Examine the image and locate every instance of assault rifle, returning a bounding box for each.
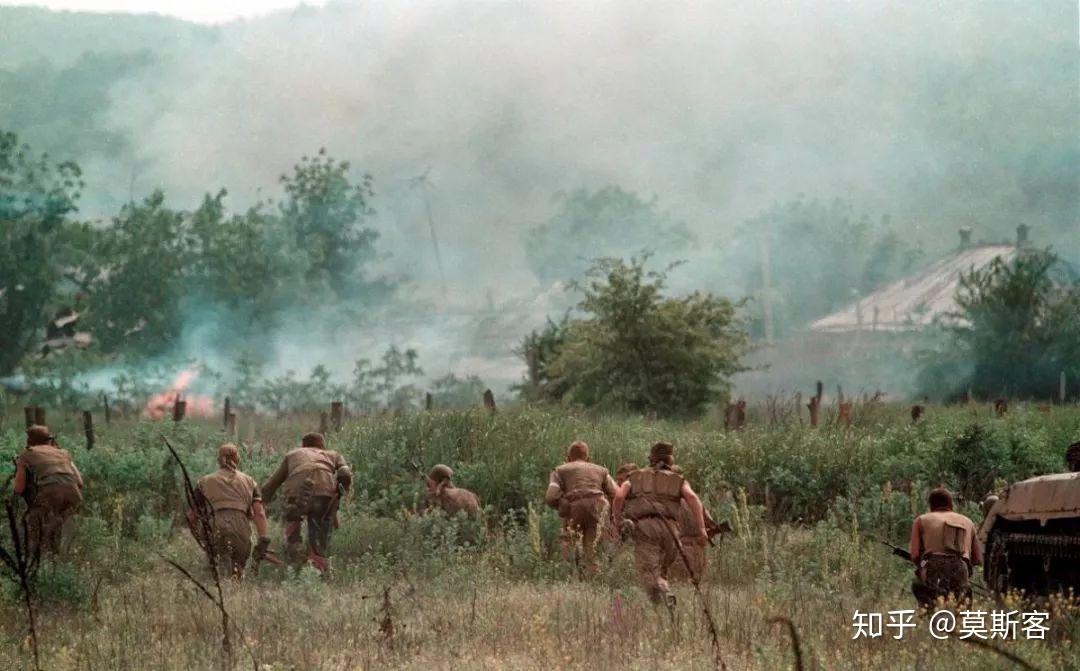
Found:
[867,535,913,562]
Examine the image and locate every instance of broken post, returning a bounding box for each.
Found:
[994,398,1008,417]
[425,392,433,411]
[226,412,237,437]
[83,411,94,451]
[330,402,344,432]
[1061,371,1067,404]
[102,393,111,425]
[223,396,231,428]
[483,389,497,413]
[23,406,35,429]
[837,402,853,425]
[911,404,925,424]
[33,406,45,427]
[172,396,186,422]
[319,411,329,435]
[807,381,823,428]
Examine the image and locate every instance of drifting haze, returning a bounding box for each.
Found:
[2,0,1077,394]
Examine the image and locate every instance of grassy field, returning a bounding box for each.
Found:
[1,401,1079,670]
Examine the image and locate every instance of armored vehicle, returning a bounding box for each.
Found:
[979,471,1080,596]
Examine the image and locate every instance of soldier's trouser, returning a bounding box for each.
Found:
[26,483,82,557]
[210,510,252,579]
[669,537,707,583]
[631,516,680,602]
[912,554,970,608]
[284,495,335,571]
[559,495,607,574]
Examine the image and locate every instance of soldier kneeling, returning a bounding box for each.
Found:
[426,465,481,516]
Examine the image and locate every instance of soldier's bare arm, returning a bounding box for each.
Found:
[601,473,618,499]
[252,501,269,537]
[908,516,923,563]
[612,481,631,527]
[680,481,707,543]
[261,459,289,504]
[13,454,27,496]
[544,470,563,508]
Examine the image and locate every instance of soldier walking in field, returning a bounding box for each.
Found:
[909,487,982,608]
[261,432,351,572]
[612,441,707,605]
[14,425,84,557]
[426,464,481,516]
[544,440,618,575]
[667,465,725,583]
[189,443,270,579]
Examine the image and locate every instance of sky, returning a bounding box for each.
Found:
[0,0,325,23]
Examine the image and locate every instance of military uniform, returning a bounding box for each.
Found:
[262,441,350,570]
[545,458,617,574]
[668,500,710,582]
[17,434,83,556]
[194,467,262,578]
[622,466,686,602]
[910,510,979,607]
[427,465,481,516]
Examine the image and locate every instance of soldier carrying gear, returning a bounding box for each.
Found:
[14,425,83,557]
[189,443,270,580]
[667,465,725,583]
[545,440,618,575]
[261,432,350,573]
[612,441,707,605]
[426,464,481,516]
[909,487,983,608]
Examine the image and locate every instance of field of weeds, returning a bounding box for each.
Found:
[1,402,1079,670]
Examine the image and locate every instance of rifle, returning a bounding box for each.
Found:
[867,535,913,562]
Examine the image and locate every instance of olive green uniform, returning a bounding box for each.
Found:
[194,467,262,578]
[18,444,83,556]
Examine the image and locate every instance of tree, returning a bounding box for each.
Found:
[279,148,391,304]
[520,257,748,416]
[918,249,1080,400]
[0,130,84,374]
[728,197,922,339]
[525,186,695,286]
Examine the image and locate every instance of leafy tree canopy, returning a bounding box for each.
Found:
[918,249,1080,400]
[519,257,748,416]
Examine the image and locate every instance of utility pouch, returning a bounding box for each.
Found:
[942,521,967,555]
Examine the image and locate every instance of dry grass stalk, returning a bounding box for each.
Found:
[0,498,42,671]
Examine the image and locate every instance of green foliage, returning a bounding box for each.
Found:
[918,249,1080,400]
[0,131,84,375]
[729,197,923,338]
[429,372,486,409]
[522,257,748,416]
[525,186,694,285]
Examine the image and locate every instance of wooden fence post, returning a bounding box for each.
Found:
[223,396,231,428]
[226,412,237,436]
[34,406,46,426]
[172,396,186,422]
[425,393,433,411]
[23,406,35,429]
[83,411,95,450]
[319,411,329,435]
[330,401,344,431]
[103,393,111,425]
[482,389,497,413]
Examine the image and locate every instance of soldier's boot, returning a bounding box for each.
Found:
[284,520,305,567]
[306,548,329,573]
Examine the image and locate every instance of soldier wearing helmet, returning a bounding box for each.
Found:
[426,464,481,516]
[190,443,269,579]
[544,440,617,575]
[612,441,707,605]
[261,432,351,572]
[14,425,83,556]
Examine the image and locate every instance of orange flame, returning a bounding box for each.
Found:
[143,367,215,420]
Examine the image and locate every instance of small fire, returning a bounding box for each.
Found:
[143,367,215,420]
